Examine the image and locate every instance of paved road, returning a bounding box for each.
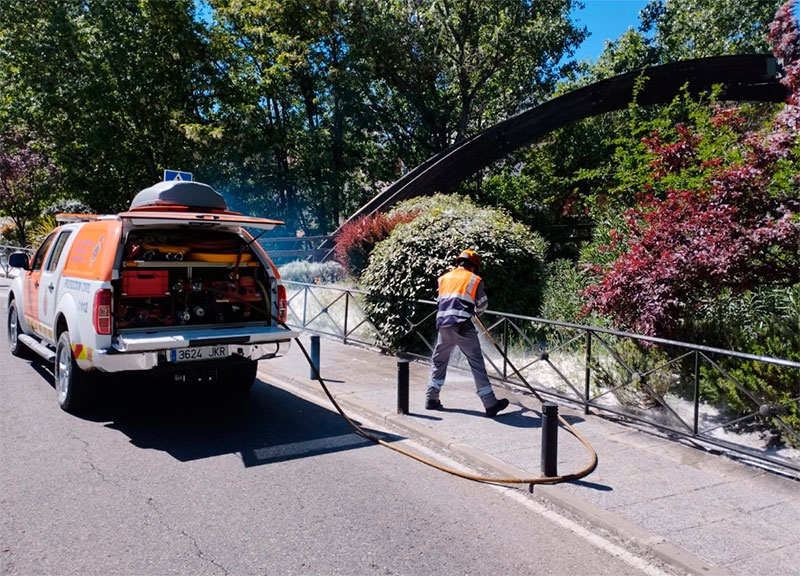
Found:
[0,304,682,575]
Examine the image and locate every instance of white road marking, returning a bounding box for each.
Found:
[251,433,368,461]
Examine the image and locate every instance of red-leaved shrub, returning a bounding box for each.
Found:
[582,1,800,338]
[333,210,418,276]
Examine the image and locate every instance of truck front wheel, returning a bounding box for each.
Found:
[7,300,29,358]
[55,331,90,412]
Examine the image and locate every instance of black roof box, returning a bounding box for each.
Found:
[129,181,228,211]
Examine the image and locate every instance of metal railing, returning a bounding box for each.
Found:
[284,281,800,477]
[259,236,332,264]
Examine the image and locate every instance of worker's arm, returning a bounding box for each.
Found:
[474,278,488,315]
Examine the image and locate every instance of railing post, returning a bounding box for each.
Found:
[343,292,350,345]
[693,351,700,435]
[397,358,409,414]
[503,319,509,379]
[302,285,308,328]
[584,331,592,415]
[541,402,559,477]
[309,334,321,379]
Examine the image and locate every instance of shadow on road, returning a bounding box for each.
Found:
[69,370,402,467]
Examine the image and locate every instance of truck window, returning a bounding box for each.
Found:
[45,230,73,272]
[30,233,57,272]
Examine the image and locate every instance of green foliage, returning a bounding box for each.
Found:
[580,83,799,337]
[26,215,57,249]
[573,0,800,443]
[690,286,800,349]
[691,286,800,444]
[360,194,548,351]
[540,259,593,324]
[347,0,586,152]
[0,0,787,238]
[640,0,781,61]
[278,260,347,285]
[578,211,630,274]
[563,0,782,87]
[591,339,675,410]
[0,0,214,212]
[546,0,786,251]
[483,114,617,220]
[203,0,394,234]
[198,0,587,234]
[0,0,216,212]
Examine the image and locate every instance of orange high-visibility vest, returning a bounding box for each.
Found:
[436,268,487,327]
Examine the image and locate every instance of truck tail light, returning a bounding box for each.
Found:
[276,284,288,324]
[94,289,112,335]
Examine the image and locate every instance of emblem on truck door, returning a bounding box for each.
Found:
[89,234,104,267]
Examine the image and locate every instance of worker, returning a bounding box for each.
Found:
[425,249,510,417]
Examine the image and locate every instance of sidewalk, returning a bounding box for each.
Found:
[261,334,800,576]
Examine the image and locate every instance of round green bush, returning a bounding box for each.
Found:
[360,194,548,351]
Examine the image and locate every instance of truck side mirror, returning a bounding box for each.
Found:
[8,252,30,270]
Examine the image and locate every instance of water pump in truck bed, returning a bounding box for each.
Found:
[172,273,265,325]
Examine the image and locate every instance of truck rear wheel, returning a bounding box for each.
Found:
[7,300,29,358]
[222,360,258,394]
[55,331,90,412]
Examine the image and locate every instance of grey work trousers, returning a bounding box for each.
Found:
[426,320,498,409]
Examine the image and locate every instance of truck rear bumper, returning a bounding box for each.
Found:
[88,340,293,372]
[84,325,298,372]
[111,325,297,352]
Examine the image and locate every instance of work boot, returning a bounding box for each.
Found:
[426,399,444,410]
[485,398,509,417]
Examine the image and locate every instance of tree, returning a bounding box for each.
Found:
[347,0,587,162]
[497,0,788,260]
[0,0,214,212]
[580,1,800,338]
[640,0,783,62]
[196,1,588,234]
[569,0,784,85]
[200,0,395,234]
[0,130,59,246]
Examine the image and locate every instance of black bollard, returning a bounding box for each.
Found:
[309,334,320,379]
[541,402,559,477]
[397,359,409,414]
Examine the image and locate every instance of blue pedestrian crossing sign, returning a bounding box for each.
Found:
[164,170,193,182]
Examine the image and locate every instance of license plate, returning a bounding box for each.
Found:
[169,345,228,363]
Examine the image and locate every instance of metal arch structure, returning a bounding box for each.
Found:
[320,54,787,254]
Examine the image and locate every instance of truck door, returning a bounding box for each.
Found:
[23,232,57,336]
[38,229,74,342]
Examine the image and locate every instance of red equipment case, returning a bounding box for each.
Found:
[121,270,170,298]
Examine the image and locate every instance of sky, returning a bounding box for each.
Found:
[572,0,650,62]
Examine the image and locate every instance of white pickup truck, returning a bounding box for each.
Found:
[6,180,298,412]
